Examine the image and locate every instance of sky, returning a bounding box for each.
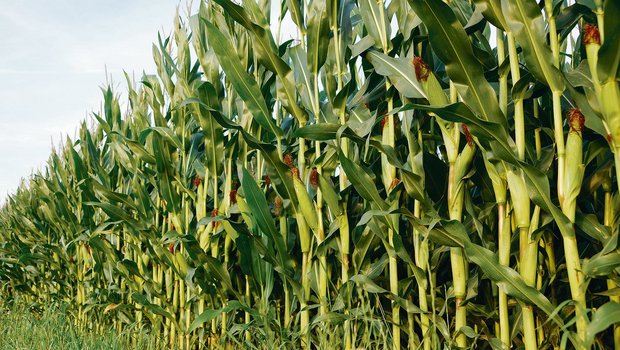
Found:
[0,1,190,203]
[0,0,298,205]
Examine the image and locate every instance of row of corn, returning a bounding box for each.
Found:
[1,0,619,349]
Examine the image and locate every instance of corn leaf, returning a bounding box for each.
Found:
[501,0,565,92]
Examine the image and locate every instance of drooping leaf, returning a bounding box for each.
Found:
[582,252,620,277]
[339,152,389,211]
[473,0,507,30]
[366,51,427,99]
[132,293,176,323]
[501,0,565,92]
[241,167,292,272]
[210,0,309,124]
[585,302,620,348]
[408,0,507,129]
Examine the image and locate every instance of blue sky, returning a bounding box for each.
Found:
[0,1,187,203]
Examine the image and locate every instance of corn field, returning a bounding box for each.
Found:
[1,0,619,349]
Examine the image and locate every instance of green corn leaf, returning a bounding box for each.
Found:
[188,309,223,333]
[209,0,309,124]
[205,20,282,138]
[574,212,611,244]
[366,51,427,99]
[241,167,292,272]
[180,101,301,209]
[89,236,119,264]
[154,144,180,215]
[463,241,558,322]
[585,302,620,348]
[427,219,560,324]
[289,46,317,113]
[350,274,389,294]
[565,79,608,139]
[426,219,469,248]
[140,127,183,150]
[242,134,300,209]
[125,140,156,165]
[582,252,620,277]
[358,0,390,50]
[597,0,619,82]
[195,81,225,176]
[131,293,176,323]
[292,123,364,143]
[188,301,254,333]
[84,202,138,227]
[204,255,236,295]
[405,102,576,239]
[402,103,516,162]
[307,0,329,77]
[339,152,389,211]
[242,0,271,28]
[408,0,507,129]
[501,0,565,92]
[473,0,507,31]
[241,167,278,238]
[286,0,305,30]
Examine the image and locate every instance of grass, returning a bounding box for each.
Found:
[0,300,166,350]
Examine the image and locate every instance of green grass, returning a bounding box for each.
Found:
[0,300,166,350]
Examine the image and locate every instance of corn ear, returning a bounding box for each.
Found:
[293,176,318,231]
[297,214,311,253]
[482,154,507,204]
[235,194,254,229]
[562,109,586,219]
[506,170,531,229]
[175,251,189,278]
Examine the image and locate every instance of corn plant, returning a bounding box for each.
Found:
[1,0,619,349]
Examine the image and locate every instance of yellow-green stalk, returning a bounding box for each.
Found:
[603,173,620,347]
[508,28,537,347]
[411,69,435,349]
[448,129,475,348]
[376,0,399,346]
[594,0,604,42]
[533,100,547,345]
[494,29,510,347]
[310,43,328,318]
[506,32,525,161]
[415,56,471,347]
[290,164,312,349]
[507,168,537,349]
[236,189,258,340]
[412,198,430,350]
[295,19,309,304]
[584,24,602,99]
[561,108,588,344]
[218,148,235,342]
[195,175,209,345]
[210,169,220,343]
[482,152,509,346]
[381,111,401,350]
[331,0,352,340]
[544,0,566,202]
[498,201,510,345]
